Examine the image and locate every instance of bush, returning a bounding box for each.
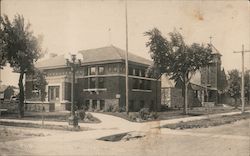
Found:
[85,113,95,121]
[128,113,139,121]
[77,109,86,120]
[139,108,150,120]
[149,112,158,120]
[106,105,113,112]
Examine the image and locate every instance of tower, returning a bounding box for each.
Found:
[200,44,222,104]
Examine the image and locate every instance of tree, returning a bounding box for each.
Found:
[33,68,47,126]
[227,69,241,108]
[145,28,213,114]
[33,68,47,102]
[1,14,43,118]
[0,18,7,68]
[244,70,250,104]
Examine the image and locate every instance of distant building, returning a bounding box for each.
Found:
[0,85,17,100]
[161,44,223,108]
[25,46,161,112]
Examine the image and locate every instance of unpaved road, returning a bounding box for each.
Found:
[0,112,249,156]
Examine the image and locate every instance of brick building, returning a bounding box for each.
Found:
[25,46,161,112]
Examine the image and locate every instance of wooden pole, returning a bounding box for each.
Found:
[125,0,129,114]
[234,44,250,113]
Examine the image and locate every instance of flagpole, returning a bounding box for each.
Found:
[125,0,129,114]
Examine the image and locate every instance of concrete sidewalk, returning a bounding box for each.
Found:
[0,110,249,132]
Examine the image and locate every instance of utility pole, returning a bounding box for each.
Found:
[125,0,129,114]
[234,44,250,113]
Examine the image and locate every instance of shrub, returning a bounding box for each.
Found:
[112,105,119,112]
[106,105,113,112]
[139,108,150,120]
[85,113,95,121]
[149,112,158,119]
[77,109,86,120]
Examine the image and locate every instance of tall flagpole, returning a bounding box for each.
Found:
[125,0,129,114]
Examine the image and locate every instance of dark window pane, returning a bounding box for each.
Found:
[100,100,105,110]
[135,69,139,76]
[129,67,133,75]
[92,100,97,109]
[139,79,144,89]
[90,77,96,88]
[133,78,139,89]
[146,80,151,90]
[98,77,105,88]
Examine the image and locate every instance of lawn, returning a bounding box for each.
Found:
[0,111,101,123]
[162,112,250,130]
[102,106,249,122]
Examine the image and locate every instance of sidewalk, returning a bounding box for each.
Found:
[0,110,249,132]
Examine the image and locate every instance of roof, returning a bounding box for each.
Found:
[0,85,8,92]
[35,45,152,69]
[35,55,67,69]
[209,43,222,56]
[79,45,152,65]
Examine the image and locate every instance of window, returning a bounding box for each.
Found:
[98,77,105,88]
[140,69,145,77]
[55,87,59,99]
[48,86,60,101]
[89,67,96,75]
[133,79,139,89]
[146,80,151,90]
[135,68,139,76]
[84,67,88,76]
[100,100,105,110]
[129,67,133,75]
[98,66,104,75]
[85,100,90,110]
[139,79,144,89]
[90,77,96,88]
[92,100,97,109]
[113,65,117,72]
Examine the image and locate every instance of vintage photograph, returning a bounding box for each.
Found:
[0,0,249,155]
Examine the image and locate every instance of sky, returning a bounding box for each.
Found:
[1,0,250,86]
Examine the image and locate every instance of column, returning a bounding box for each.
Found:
[97,100,100,111]
[89,99,93,111]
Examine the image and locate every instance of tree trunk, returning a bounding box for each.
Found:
[184,82,188,115]
[234,98,238,109]
[18,71,25,118]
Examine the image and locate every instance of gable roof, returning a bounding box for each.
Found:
[35,45,152,69]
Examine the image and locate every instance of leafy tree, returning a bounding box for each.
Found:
[0,18,7,68]
[227,69,241,108]
[145,28,213,114]
[244,70,250,104]
[33,68,47,102]
[1,14,43,118]
[218,68,228,92]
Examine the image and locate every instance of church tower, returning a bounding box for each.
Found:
[200,44,222,104]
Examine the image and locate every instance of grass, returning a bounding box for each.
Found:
[102,106,247,122]
[162,112,250,130]
[0,120,91,131]
[0,111,101,123]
